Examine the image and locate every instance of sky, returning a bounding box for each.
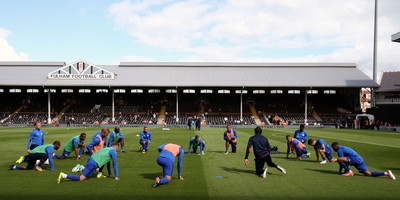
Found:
[0,0,399,82]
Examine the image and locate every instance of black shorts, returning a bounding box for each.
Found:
[30,144,39,150]
[26,153,48,170]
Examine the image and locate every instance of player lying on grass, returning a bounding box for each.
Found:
[286,135,310,160]
[86,128,110,156]
[153,143,184,188]
[54,133,86,160]
[308,138,334,164]
[10,141,60,172]
[108,126,125,152]
[188,135,205,155]
[57,142,119,183]
[224,125,237,154]
[139,126,152,153]
[331,142,395,180]
[244,127,286,178]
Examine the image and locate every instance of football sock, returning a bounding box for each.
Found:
[371,172,385,177]
[15,166,20,170]
[339,162,350,172]
[54,154,61,159]
[225,147,229,152]
[67,174,80,181]
[159,178,169,184]
[79,148,85,155]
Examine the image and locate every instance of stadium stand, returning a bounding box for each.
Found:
[0,61,384,127]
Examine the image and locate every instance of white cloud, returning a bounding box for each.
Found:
[0,28,29,61]
[117,55,155,62]
[108,0,400,79]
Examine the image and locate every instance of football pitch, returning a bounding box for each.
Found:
[0,126,399,200]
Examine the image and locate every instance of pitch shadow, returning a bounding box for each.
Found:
[220,166,254,175]
[305,168,339,175]
[140,172,162,180]
[274,157,317,162]
[207,150,227,153]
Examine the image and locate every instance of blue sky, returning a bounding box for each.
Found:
[1,0,400,80]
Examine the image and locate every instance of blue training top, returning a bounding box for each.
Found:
[26,128,44,150]
[157,143,184,176]
[314,139,332,153]
[140,131,152,142]
[108,130,124,146]
[336,146,362,159]
[86,132,106,155]
[188,137,204,154]
[294,130,307,143]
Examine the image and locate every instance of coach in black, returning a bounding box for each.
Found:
[244,126,286,178]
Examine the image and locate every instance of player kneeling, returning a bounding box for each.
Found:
[308,138,334,164]
[57,142,119,183]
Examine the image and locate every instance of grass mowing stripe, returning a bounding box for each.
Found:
[1,127,399,200]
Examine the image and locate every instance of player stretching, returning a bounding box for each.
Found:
[16,122,45,164]
[153,143,184,188]
[86,128,110,156]
[224,125,238,154]
[55,133,86,160]
[331,142,395,180]
[9,141,60,172]
[57,142,119,183]
[286,135,310,160]
[244,127,286,178]
[308,138,334,164]
[108,127,125,152]
[139,126,152,153]
[294,124,307,143]
[188,135,206,155]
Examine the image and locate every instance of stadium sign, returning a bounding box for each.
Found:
[48,60,115,80]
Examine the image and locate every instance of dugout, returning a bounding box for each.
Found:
[355,114,374,129]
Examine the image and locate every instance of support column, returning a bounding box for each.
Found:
[373,0,378,82]
[304,89,308,124]
[112,89,115,122]
[176,88,179,122]
[372,0,378,108]
[240,89,243,122]
[47,89,51,124]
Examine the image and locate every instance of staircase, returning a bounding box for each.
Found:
[0,106,23,122]
[249,104,262,125]
[262,114,272,125]
[157,105,167,124]
[52,105,71,122]
[101,117,110,124]
[199,100,205,114]
[312,110,322,122]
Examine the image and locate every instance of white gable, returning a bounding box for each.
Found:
[48,60,115,80]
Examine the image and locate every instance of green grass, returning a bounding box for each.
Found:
[0,126,399,200]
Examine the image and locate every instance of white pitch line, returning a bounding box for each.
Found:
[309,134,400,149]
[268,129,400,149]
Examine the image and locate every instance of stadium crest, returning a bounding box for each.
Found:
[48,60,115,80]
